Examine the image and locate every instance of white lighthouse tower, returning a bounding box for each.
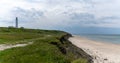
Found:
[15,17,18,28]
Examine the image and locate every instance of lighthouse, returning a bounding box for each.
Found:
[15,17,18,28]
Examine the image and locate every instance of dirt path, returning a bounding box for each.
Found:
[0,42,33,51]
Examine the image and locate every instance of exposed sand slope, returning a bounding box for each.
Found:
[69,36,120,63]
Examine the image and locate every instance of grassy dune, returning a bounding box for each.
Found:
[0,27,88,63]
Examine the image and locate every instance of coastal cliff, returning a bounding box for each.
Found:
[54,33,93,63]
[0,27,93,63]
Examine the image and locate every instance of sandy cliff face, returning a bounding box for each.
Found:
[60,33,93,63]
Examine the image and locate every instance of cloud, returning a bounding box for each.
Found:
[0,0,120,31]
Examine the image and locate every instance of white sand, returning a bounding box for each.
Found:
[69,36,120,63]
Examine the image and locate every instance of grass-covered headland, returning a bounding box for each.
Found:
[0,27,92,63]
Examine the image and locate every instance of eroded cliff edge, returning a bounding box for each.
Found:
[58,33,93,63]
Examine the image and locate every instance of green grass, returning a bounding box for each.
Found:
[0,38,69,63]
[72,58,88,63]
[0,33,43,44]
[0,27,88,63]
[0,27,63,44]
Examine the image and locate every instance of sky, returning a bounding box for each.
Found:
[0,0,120,34]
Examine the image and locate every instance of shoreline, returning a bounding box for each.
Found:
[73,35,120,45]
[69,35,120,63]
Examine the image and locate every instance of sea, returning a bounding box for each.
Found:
[78,34,120,44]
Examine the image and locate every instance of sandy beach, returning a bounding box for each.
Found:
[69,36,120,63]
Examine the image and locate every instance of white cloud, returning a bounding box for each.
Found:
[0,0,120,29]
[0,0,91,28]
